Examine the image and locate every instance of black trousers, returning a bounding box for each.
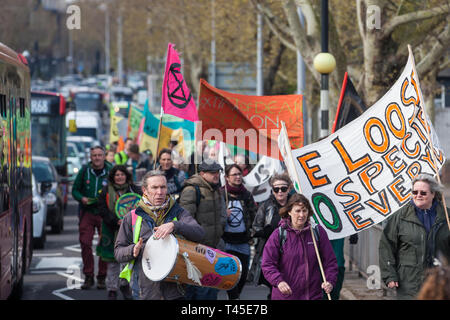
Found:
[225,250,250,300]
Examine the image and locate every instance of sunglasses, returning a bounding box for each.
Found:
[412,190,428,196]
[273,186,289,193]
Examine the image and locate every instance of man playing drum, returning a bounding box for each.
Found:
[114,170,205,300]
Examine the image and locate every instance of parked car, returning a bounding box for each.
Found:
[32,173,48,249]
[67,141,84,180]
[67,136,101,164]
[32,156,65,234]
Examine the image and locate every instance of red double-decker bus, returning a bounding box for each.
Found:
[0,42,33,299]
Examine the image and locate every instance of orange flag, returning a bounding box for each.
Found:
[117,136,125,152]
[198,79,303,159]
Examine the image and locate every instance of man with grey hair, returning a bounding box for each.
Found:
[114,170,205,300]
[379,173,450,299]
[72,145,112,290]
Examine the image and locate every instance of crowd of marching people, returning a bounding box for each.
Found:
[71,138,450,301]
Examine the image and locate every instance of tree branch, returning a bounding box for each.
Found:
[260,13,297,51]
[251,0,293,39]
[281,0,320,83]
[383,6,450,37]
[416,24,450,76]
[356,0,365,45]
[293,0,319,37]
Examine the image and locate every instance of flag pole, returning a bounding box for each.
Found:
[408,45,450,231]
[222,143,229,204]
[154,106,164,169]
[311,226,332,300]
[280,121,331,300]
[194,121,198,175]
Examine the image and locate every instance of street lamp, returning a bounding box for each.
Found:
[313,0,336,139]
[98,2,110,75]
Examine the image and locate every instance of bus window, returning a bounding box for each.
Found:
[31,92,67,176]
[31,117,60,160]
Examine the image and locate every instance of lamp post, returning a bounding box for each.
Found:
[256,12,263,96]
[98,2,110,75]
[117,8,123,85]
[211,0,216,87]
[313,0,336,139]
[297,7,308,145]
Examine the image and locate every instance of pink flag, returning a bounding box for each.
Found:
[161,43,198,122]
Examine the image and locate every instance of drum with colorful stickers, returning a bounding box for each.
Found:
[114,193,141,219]
[142,234,242,290]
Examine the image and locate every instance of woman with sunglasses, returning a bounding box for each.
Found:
[379,173,450,299]
[221,164,257,300]
[248,172,292,299]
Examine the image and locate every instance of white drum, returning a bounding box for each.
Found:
[142,234,179,281]
[141,234,242,290]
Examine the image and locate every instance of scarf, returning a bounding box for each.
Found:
[138,194,171,227]
[164,167,177,180]
[107,183,130,212]
[412,198,438,234]
[225,182,247,195]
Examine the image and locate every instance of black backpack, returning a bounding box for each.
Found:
[178,184,203,207]
[278,224,320,255]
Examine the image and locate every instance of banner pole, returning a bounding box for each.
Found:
[222,143,229,204]
[280,121,331,300]
[310,226,332,300]
[280,121,303,194]
[154,106,164,169]
[408,45,450,231]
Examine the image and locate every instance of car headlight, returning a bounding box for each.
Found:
[44,192,57,205]
[32,196,42,213]
[73,167,79,174]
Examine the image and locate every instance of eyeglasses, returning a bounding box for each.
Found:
[228,173,242,177]
[412,190,428,196]
[273,186,289,193]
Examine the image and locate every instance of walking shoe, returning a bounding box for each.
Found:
[97,275,106,290]
[108,290,117,300]
[119,284,133,300]
[81,275,94,290]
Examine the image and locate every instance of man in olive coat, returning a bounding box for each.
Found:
[178,160,227,299]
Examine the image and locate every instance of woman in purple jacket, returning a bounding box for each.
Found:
[261,193,338,300]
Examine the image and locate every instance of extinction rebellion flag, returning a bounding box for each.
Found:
[161,43,198,122]
[279,49,445,240]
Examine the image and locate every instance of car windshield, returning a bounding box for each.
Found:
[32,161,55,182]
[68,139,91,152]
[112,92,133,102]
[67,144,78,157]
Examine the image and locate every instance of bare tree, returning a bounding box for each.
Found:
[251,0,449,131]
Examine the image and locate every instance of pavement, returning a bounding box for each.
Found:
[340,267,395,300]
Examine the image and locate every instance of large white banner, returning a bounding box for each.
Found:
[279,51,445,240]
[243,156,284,203]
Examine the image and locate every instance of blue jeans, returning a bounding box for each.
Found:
[131,269,140,300]
[184,285,219,300]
